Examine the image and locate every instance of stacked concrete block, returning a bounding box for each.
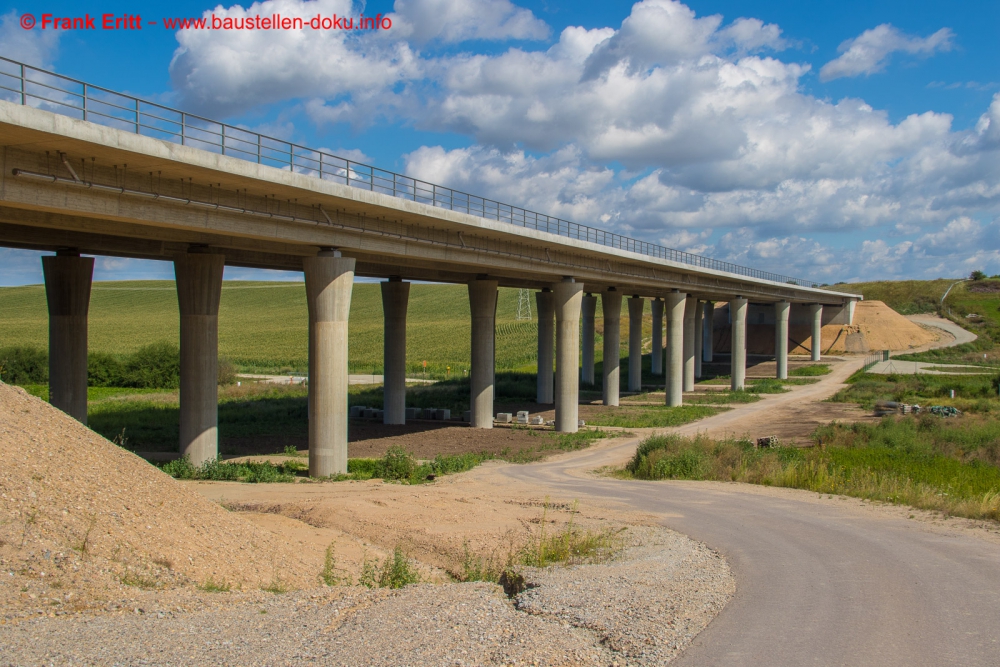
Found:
[496,412,513,423]
[516,411,530,424]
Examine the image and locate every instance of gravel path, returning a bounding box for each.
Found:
[0,527,733,666]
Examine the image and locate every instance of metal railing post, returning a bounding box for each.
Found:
[82,83,87,121]
[19,63,25,105]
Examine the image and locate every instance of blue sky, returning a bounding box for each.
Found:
[1,0,998,285]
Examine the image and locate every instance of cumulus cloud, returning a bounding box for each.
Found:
[163,0,1000,280]
[389,0,549,44]
[819,24,954,82]
[169,0,421,116]
[0,10,60,68]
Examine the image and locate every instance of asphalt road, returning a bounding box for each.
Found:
[506,443,1000,666]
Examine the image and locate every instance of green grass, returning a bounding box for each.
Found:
[831,372,1000,412]
[682,390,762,405]
[620,425,1000,521]
[585,405,722,428]
[826,279,959,315]
[0,281,670,379]
[789,364,831,376]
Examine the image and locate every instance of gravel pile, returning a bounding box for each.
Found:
[0,526,733,666]
[0,382,322,620]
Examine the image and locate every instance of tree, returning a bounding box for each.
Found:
[970,270,986,281]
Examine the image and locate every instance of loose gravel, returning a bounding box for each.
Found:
[0,526,733,666]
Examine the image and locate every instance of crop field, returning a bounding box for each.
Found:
[0,280,663,377]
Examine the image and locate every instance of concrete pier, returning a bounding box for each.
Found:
[651,298,663,376]
[665,291,686,407]
[602,288,622,406]
[304,250,355,476]
[703,301,715,363]
[581,293,597,385]
[42,251,93,424]
[628,296,644,392]
[683,295,697,392]
[554,279,584,432]
[731,297,748,391]
[381,278,409,425]
[694,299,704,379]
[468,278,498,428]
[810,303,823,362]
[535,289,555,404]
[174,249,225,467]
[775,300,790,380]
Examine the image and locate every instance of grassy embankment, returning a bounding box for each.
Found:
[620,368,1000,521]
[829,277,1000,367]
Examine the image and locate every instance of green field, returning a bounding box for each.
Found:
[0,280,674,379]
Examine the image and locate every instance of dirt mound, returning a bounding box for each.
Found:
[0,382,318,616]
[713,300,938,355]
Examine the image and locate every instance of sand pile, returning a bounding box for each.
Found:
[0,383,319,617]
[713,300,939,355]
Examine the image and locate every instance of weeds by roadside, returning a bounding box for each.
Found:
[619,427,1000,522]
[359,547,422,589]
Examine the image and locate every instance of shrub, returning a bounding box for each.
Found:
[359,547,421,589]
[0,346,48,384]
[377,446,415,480]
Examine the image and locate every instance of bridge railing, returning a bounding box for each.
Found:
[0,56,818,287]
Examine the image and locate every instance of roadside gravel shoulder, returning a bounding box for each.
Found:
[0,526,734,666]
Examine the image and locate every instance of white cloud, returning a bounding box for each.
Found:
[162,0,1000,281]
[389,0,548,44]
[819,24,954,82]
[0,10,60,68]
[169,0,421,116]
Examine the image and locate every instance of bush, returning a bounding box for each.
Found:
[377,446,415,480]
[0,346,47,384]
[971,270,987,281]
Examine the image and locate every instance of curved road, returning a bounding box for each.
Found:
[503,346,1000,666]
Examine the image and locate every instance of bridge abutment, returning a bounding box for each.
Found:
[381,278,409,425]
[535,289,554,404]
[776,300,790,380]
[601,288,622,407]
[554,279,583,433]
[468,278,498,429]
[42,251,93,424]
[731,297,748,391]
[175,249,225,467]
[304,250,355,476]
[627,296,644,392]
[665,291,686,407]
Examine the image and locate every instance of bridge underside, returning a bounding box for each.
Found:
[0,101,859,476]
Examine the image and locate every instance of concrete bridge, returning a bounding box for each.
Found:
[0,58,860,476]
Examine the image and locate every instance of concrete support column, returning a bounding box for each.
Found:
[731,297,748,391]
[651,299,664,377]
[703,301,715,363]
[554,279,584,433]
[694,300,704,379]
[601,289,622,406]
[381,278,409,425]
[775,300,790,380]
[683,296,697,391]
[468,278,498,428]
[304,250,355,477]
[535,289,554,404]
[627,296,644,392]
[174,250,225,467]
[42,251,93,424]
[580,293,597,385]
[810,303,824,362]
[665,291,686,407]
